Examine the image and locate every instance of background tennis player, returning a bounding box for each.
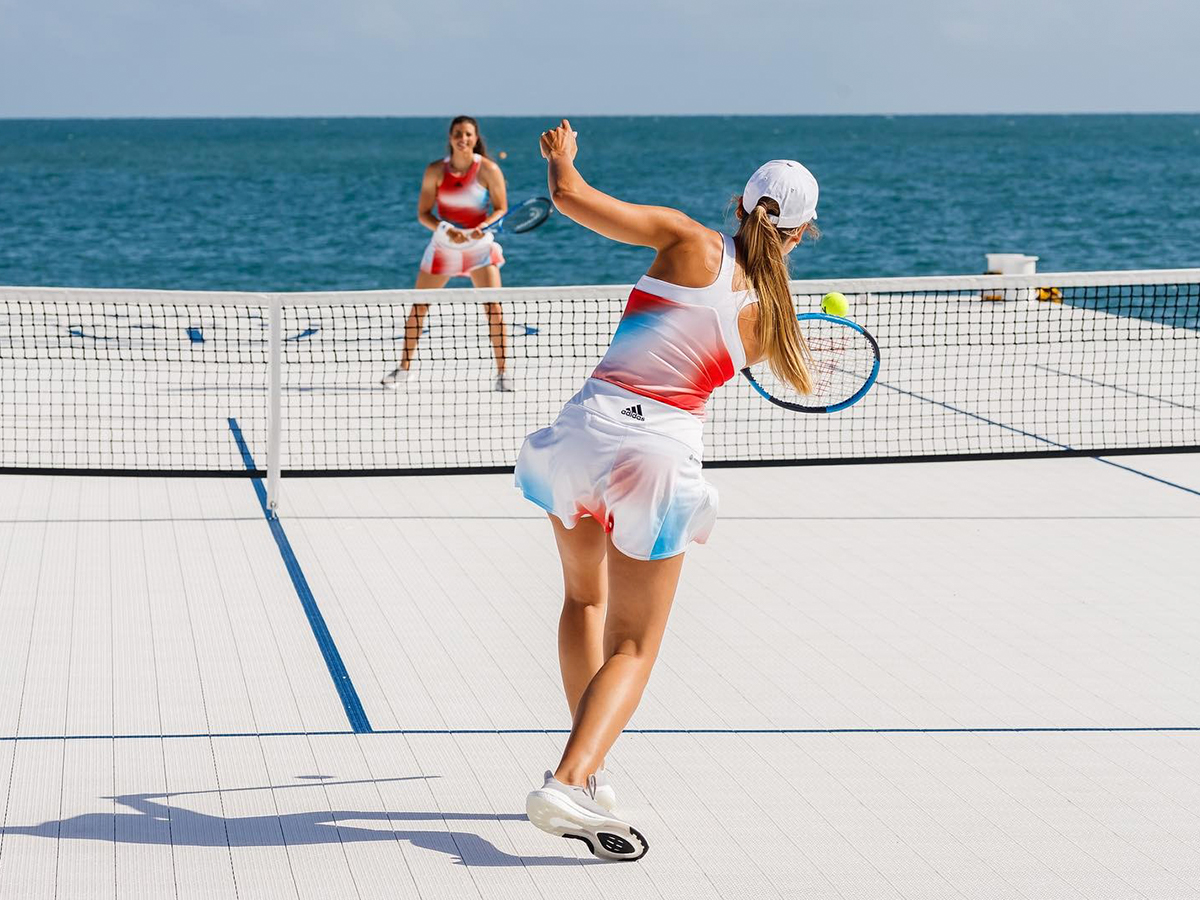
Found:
[383,115,513,392]
[517,119,820,860]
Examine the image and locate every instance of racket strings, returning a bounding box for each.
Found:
[507,199,552,233]
[755,319,876,407]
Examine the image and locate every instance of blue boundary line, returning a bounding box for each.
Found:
[1,726,1197,742]
[227,417,372,733]
[878,381,1200,497]
[1091,457,1200,497]
[1033,364,1199,413]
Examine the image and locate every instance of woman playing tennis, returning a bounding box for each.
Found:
[517,119,820,860]
[382,115,514,392]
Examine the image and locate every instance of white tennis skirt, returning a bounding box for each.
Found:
[514,379,718,560]
[419,227,505,277]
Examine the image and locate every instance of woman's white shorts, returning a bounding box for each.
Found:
[419,226,505,277]
[514,381,718,560]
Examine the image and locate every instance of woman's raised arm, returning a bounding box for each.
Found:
[541,119,694,252]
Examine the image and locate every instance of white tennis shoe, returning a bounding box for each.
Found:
[495,372,515,392]
[526,770,646,861]
[592,767,617,812]
[380,367,409,389]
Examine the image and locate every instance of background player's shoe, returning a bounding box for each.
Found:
[495,372,514,392]
[381,367,409,389]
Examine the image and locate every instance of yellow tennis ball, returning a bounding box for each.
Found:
[821,291,849,316]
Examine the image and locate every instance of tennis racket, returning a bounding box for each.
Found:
[742,312,880,413]
[481,197,553,235]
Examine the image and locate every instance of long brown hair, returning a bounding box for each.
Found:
[734,197,818,394]
[447,115,488,159]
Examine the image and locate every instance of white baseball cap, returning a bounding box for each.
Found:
[742,159,819,229]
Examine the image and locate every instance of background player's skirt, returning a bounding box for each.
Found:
[420,229,505,277]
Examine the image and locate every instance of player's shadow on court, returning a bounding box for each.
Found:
[0,776,598,867]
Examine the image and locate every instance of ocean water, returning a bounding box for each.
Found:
[1,115,1198,292]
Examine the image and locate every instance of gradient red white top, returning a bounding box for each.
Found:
[435,154,490,229]
[591,234,753,418]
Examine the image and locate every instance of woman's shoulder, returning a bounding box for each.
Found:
[477,156,503,177]
[661,213,715,245]
[689,224,729,259]
[659,221,725,264]
[646,224,728,288]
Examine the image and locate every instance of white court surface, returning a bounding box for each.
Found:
[0,456,1198,899]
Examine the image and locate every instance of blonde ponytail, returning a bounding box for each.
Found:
[734,198,815,395]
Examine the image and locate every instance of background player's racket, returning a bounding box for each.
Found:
[742,312,880,413]
[482,197,552,235]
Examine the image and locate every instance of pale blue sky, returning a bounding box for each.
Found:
[1,0,1197,117]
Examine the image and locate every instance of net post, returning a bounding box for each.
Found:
[266,294,282,517]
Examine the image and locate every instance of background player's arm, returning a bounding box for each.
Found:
[542,119,693,252]
[416,161,443,232]
[473,159,508,235]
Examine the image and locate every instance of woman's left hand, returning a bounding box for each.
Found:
[468,228,485,240]
[540,119,578,161]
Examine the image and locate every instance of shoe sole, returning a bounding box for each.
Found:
[526,789,647,861]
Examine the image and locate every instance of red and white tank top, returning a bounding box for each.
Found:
[435,154,490,229]
[591,234,754,419]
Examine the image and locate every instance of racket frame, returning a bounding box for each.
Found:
[741,312,881,414]
[481,197,552,235]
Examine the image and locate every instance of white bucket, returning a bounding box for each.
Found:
[985,253,1038,275]
[984,253,1039,300]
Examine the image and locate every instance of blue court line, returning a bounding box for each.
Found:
[2,726,1197,742]
[1033,364,1199,413]
[878,380,1200,498]
[1090,457,1200,497]
[67,327,111,340]
[227,417,372,733]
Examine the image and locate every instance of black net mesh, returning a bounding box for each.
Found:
[2,277,1197,475]
[0,290,269,473]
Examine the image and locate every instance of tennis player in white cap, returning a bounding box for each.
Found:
[516,119,820,861]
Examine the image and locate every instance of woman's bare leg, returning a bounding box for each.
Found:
[553,539,686,786]
[400,271,451,370]
[548,515,608,719]
[470,264,507,373]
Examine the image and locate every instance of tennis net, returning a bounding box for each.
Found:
[2,270,1198,484]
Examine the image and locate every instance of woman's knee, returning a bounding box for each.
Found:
[470,266,502,289]
[562,587,606,611]
[603,633,660,664]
